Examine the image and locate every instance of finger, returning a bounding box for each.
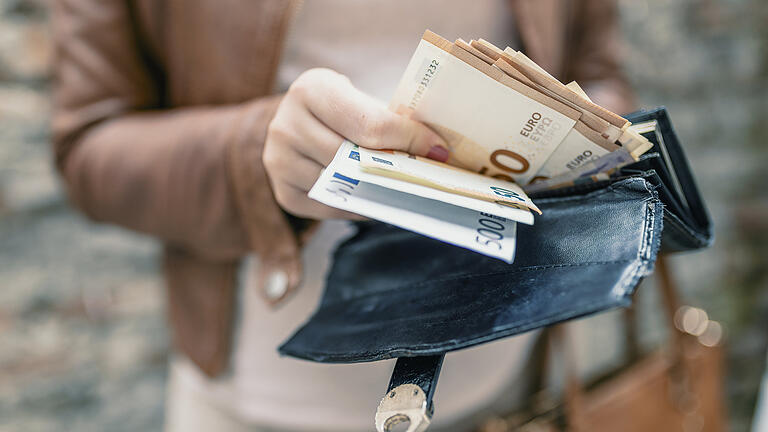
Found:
[289,103,346,166]
[278,184,365,220]
[278,151,323,192]
[300,71,450,161]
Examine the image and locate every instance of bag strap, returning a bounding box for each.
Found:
[555,254,689,430]
[551,325,588,431]
[655,255,688,363]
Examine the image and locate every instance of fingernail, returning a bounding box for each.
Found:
[426,145,450,162]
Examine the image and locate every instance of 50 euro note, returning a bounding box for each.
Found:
[462,38,627,144]
[377,31,653,194]
[471,38,652,162]
[308,141,526,262]
[389,30,580,185]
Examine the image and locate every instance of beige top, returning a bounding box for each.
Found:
[276,0,517,102]
[177,1,535,431]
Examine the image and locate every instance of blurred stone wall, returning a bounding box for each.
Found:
[0,0,766,431]
[620,1,768,430]
[0,1,167,431]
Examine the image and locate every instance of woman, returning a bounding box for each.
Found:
[52,0,634,430]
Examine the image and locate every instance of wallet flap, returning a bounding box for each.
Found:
[532,108,712,252]
[279,178,663,363]
[624,107,713,249]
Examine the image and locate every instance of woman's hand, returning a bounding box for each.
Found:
[263,68,449,219]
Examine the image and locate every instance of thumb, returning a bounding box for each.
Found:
[302,72,451,161]
[371,108,450,162]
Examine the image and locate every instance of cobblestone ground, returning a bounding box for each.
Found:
[0,0,766,431]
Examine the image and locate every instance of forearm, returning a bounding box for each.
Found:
[60,96,283,260]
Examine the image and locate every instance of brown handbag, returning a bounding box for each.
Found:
[478,256,728,432]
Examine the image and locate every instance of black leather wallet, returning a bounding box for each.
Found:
[278,108,712,429]
[279,107,712,363]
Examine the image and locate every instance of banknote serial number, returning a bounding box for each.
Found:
[474,212,509,250]
[409,59,440,109]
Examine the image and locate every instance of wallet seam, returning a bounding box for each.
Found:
[638,183,659,261]
[612,199,661,298]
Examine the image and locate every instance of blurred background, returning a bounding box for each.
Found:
[0,0,766,431]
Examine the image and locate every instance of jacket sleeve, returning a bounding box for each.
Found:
[51,0,299,262]
[564,0,636,114]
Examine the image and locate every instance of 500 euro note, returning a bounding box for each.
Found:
[309,141,522,262]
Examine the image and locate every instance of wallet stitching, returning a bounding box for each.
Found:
[638,195,655,261]
[613,199,659,298]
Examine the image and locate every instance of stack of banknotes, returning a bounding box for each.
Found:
[309,30,653,263]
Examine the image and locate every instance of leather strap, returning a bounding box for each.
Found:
[550,325,588,431]
[387,355,445,412]
[544,254,688,429]
[655,255,688,360]
[622,304,641,363]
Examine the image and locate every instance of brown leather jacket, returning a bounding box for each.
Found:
[51,0,634,377]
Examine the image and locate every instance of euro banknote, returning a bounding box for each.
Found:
[388,31,580,185]
[356,146,540,214]
[309,141,520,262]
[382,30,652,189]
